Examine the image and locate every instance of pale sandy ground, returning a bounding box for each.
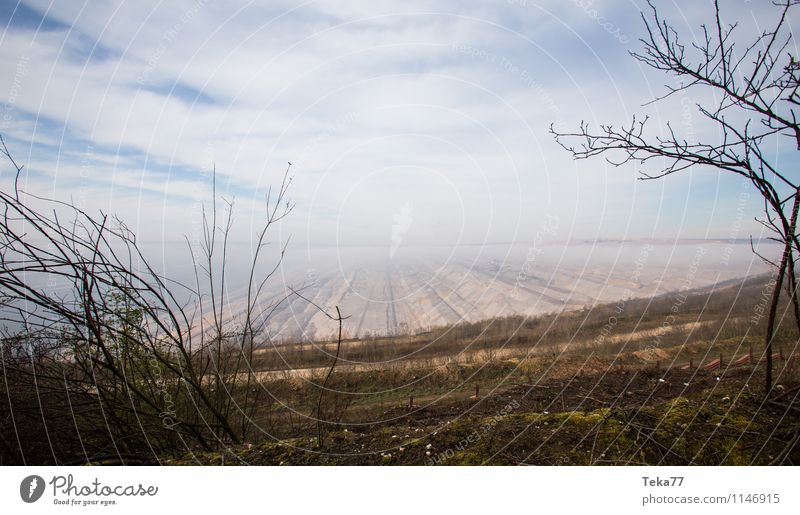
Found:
[199,241,772,343]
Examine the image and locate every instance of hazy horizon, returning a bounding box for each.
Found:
[123,237,776,341]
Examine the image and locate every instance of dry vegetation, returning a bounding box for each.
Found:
[8,269,797,465]
[167,273,800,465]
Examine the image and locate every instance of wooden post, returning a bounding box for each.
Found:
[780,347,785,361]
[689,358,694,369]
[474,384,480,398]
[409,396,413,408]
[655,360,660,371]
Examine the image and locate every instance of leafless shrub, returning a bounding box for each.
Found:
[0,140,315,463]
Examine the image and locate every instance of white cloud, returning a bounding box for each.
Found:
[0,0,785,251]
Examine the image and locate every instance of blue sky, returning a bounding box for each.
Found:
[0,0,794,249]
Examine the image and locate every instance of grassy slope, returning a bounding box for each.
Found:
[166,274,800,465]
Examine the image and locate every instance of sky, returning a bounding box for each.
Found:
[0,0,796,253]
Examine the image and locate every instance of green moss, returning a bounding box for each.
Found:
[561,408,611,425]
[163,377,798,466]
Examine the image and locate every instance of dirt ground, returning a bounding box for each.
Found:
[168,359,800,466]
